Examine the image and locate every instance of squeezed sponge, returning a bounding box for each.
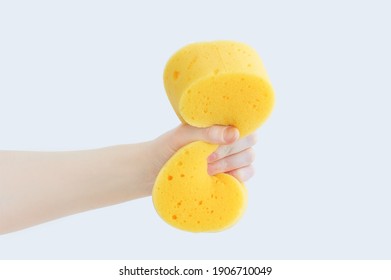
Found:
[153,141,247,232]
[153,41,274,232]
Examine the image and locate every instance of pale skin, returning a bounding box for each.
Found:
[0,125,256,235]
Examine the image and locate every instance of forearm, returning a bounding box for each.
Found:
[0,125,256,235]
[0,143,153,234]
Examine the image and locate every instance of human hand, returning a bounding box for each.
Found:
[149,124,257,185]
[0,124,257,234]
[206,131,257,182]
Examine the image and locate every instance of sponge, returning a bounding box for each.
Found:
[153,141,247,232]
[153,41,274,232]
[163,41,274,136]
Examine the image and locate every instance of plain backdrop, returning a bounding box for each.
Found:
[0,0,390,259]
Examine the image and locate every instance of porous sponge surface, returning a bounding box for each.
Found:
[152,141,247,232]
[153,41,274,232]
[164,41,274,136]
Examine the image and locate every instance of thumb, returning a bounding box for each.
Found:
[167,124,240,152]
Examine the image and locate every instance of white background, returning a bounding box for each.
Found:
[0,0,390,259]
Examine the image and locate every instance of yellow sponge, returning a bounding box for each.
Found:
[163,41,274,136]
[153,41,274,232]
[153,141,247,232]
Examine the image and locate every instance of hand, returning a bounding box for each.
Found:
[149,124,257,185]
[0,124,257,234]
[207,132,257,182]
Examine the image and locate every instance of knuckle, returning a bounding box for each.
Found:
[204,126,219,142]
[203,127,212,139]
[219,145,232,157]
[205,127,214,138]
[218,159,228,172]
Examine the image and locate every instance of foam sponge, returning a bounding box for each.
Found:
[153,141,247,232]
[153,41,274,232]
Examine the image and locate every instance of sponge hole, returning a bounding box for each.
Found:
[173,70,180,80]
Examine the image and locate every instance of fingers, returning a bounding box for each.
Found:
[226,165,255,182]
[208,147,255,175]
[207,133,257,163]
[202,126,239,144]
[158,124,257,182]
[168,124,240,151]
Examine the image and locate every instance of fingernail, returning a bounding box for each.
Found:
[223,127,239,143]
[207,153,217,163]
